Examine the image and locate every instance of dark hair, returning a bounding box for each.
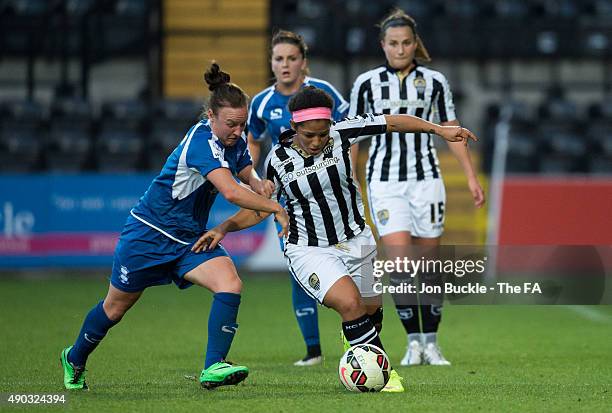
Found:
[378,9,431,62]
[288,86,333,114]
[203,62,248,115]
[271,30,308,59]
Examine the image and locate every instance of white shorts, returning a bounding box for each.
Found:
[367,179,446,238]
[284,226,379,303]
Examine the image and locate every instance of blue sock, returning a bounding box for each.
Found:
[205,292,241,369]
[68,300,118,366]
[291,274,321,350]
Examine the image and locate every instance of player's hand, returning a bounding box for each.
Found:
[274,207,289,238]
[468,176,485,208]
[192,227,227,252]
[438,126,478,146]
[250,178,275,198]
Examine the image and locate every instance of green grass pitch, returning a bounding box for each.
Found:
[1,275,610,412]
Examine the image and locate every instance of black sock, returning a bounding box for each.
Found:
[421,304,442,333]
[395,304,421,334]
[342,314,385,352]
[369,307,384,333]
[306,344,321,358]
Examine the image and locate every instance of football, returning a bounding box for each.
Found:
[338,344,391,392]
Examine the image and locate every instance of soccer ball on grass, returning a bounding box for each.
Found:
[338,344,391,392]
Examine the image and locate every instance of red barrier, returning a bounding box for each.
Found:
[498,177,612,245]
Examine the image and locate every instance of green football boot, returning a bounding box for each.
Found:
[60,346,88,390]
[381,369,405,393]
[341,330,350,352]
[199,361,249,389]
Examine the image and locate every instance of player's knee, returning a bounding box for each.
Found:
[216,274,242,294]
[337,296,364,320]
[102,300,129,322]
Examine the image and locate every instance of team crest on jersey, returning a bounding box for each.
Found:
[413,77,426,98]
[323,137,335,154]
[270,108,283,120]
[309,273,320,290]
[377,209,390,225]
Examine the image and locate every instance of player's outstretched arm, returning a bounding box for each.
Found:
[237,165,275,199]
[192,209,266,252]
[384,114,478,145]
[442,120,485,208]
[207,168,281,214]
[192,207,289,252]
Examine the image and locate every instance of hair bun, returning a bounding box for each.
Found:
[204,62,231,91]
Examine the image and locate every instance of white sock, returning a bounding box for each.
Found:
[408,333,421,345]
[423,332,437,345]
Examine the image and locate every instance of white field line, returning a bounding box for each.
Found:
[564,306,612,324]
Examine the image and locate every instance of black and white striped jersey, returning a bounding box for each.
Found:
[349,63,456,183]
[265,114,387,247]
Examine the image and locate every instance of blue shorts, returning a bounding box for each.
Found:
[110,215,229,293]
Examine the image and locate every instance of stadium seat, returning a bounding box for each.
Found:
[46,121,92,172]
[538,124,587,173]
[146,99,201,171]
[491,0,530,18]
[101,99,148,119]
[155,98,202,124]
[43,97,95,171]
[63,0,97,17]
[587,155,612,174]
[0,122,42,172]
[114,0,148,16]
[95,120,144,172]
[592,0,612,16]
[50,97,93,122]
[1,0,48,16]
[505,123,540,173]
[588,96,612,119]
[537,0,579,18]
[587,121,612,155]
[98,0,149,57]
[538,95,579,122]
[147,119,187,172]
[0,0,50,55]
[392,0,432,20]
[442,0,481,18]
[100,99,148,130]
[0,99,45,121]
[96,99,147,171]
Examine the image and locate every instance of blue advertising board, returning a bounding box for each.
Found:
[0,174,268,267]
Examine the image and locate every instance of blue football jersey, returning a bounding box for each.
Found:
[247,76,349,145]
[131,120,252,243]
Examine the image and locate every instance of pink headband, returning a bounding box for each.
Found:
[291,107,332,123]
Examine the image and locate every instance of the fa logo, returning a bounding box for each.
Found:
[270,108,283,120]
[120,265,130,284]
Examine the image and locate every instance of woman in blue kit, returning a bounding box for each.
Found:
[247,30,349,366]
[59,63,289,390]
